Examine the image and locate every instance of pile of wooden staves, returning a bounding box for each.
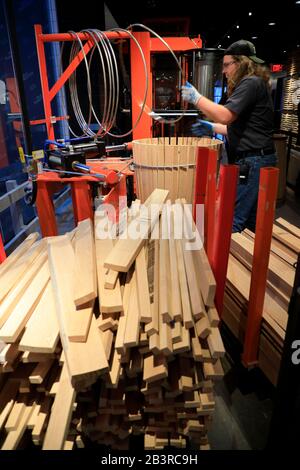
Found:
[223,217,298,385]
[0,189,225,450]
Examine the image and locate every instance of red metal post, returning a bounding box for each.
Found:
[210,164,239,316]
[130,32,152,140]
[71,181,93,225]
[193,147,209,242]
[34,24,55,140]
[242,167,279,367]
[35,180,58,237]
[204,149,218,260]
[0,232,6,263]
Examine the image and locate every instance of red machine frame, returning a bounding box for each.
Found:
[31,25,202,237]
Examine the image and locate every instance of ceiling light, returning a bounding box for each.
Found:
[268,22,276,26]
[252,36,258,39]
[227,35,230,38]
[248,12,252,16]
[236,25,240,29]
[296,1,300,4]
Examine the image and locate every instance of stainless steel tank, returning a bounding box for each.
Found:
[194,48,224,102]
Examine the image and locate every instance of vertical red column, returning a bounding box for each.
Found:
[242,167,279,367]
[204,149,218,259]
[130,32,152,140]
[211,164,239,316]
[0,232,6,263]
[34,24,54,140]
[71,181,93,226]
[36,180,57,237]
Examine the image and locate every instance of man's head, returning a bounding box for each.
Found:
[222,40,265,81]
[224,40,265,64]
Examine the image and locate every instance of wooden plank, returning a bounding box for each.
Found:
[115,271,132,354]
[62,315,109,388]
[231,232,295,298]
[74,219,97,307]
[2,402,34,450]
[5,396,26,431]
[0,260,50,343]
[168,202,182,321]
[275,217,300,238]
[174,207,193,329]
[159,208,171,323]
[43,363,76,450]
[135,247,152,323]
[194,316,211,339]
[207,307,220,327]
[124,270,141,348]
[29,359,54,384]
[0,238,44,303]
[181,200,216,306]
[0,232,38,277]
[143,353,168,383]
[104,189,169,272]
[0,382,20,430]
[99,329,114,361]
[48,236,93,342]
[104,268,119,289]
[94,229,123,314]
[0,248,47,330]
[207,327,225,359]
[18,281,59,353]
[145,238,159,336]
[272,224,300,253]
[32,396,52,444]
[109,348,122,388]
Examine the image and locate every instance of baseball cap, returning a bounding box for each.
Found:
[224,40,265,64]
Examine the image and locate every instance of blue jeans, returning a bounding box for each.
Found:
[232,154,277,233]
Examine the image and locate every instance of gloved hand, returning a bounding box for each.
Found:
[181,81,202,106]
[191,119,214,137]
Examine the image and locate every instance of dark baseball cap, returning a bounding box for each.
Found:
[224,40,265,64]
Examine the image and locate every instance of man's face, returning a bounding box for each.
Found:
[222,55,239,80]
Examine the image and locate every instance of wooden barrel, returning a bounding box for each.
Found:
[132,137,223,203]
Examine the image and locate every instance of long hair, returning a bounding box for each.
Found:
[227,55,270,96]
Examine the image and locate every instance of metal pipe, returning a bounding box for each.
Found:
[39,31,130,42]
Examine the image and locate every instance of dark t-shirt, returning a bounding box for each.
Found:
[224,76,274,155]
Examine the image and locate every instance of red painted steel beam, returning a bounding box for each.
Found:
[130,32,152,139]
[150,36,202,52]
[39,31,130,42]
[211,164,239,316]
[193,147,209,241]
[34,24,54,140]
[0,233,6,263]
[242,167,279,367]
[204,149,218,261]
[49,39,95,101]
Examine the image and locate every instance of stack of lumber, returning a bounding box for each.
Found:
[223,217,298,385]
[0,189,225,450]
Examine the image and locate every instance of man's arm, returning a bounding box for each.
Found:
[181,82,236,125]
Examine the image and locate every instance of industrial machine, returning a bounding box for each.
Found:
[29,24,210,237]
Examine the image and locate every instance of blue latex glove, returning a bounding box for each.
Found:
[191,119,214,137]
[181,81,202,106]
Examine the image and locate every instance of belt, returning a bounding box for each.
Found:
[235,147,275,159]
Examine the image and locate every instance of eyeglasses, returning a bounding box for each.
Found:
[222,61,236,69]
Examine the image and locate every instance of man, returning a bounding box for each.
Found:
[181,40,277,233]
